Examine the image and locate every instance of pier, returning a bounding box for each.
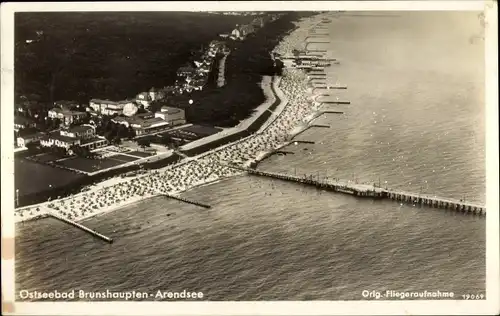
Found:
[157,192,211,209]
[226,167,486,216]
[48,212,113,243]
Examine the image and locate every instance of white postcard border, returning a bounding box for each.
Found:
[1,1,498,315]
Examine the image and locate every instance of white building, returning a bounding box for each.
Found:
[40,124,107,150]
[48,108,87,125]
[89,99,135,116]
[17,132,44,148]
[155,106,186,126]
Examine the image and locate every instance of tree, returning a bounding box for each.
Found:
[116,124,128,139]
[69,144,82,156]
[81,147,91,158]
[136,138,151,151]
[127,126,136,139]
[26,141,39,153]
[112,136,121,145]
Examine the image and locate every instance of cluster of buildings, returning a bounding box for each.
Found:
[111,106,186,136]
[39,125,107,151]
[15,13,284,154]
[16,100,105,151]
[17,123,108,152]
[220,13,283,41]
[174,40,229,93]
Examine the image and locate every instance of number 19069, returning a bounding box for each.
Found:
[461,294,485,300]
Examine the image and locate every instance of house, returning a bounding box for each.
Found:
[209,40,224,49]
[60,124,95,140]
[135,92,152,108]
[239,24,256,37]
[194,60,204,68]
[149,88,165,102]
[230,24,255,40]
[176,64,197,78]
[17,132,44,148]
[89,99,135,116]
[155,106,186,126]
[40,131,80,149]
[14,116,36,131]
[48,108,87,125]
[111,116,132,128]
[230,27,241,40]
[40,124,107,151]
[130,116,171,136]
[53,100,79,109]
[161,86,177,95]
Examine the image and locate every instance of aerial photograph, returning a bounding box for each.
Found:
[12,9,486,301]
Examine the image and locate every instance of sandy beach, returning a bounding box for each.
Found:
[15,13,331,224]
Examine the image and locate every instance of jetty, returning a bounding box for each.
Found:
[292,140,315,144]
[308,75,327,79]
[310,124,330,128]
[157,192,211,209]
[305,35,330,39]
[312,84,348,90]
[227,167,486,216]
[275,150,295,156]
[319,100,351,105]
[48,212,113,243]
[321,109,344,114]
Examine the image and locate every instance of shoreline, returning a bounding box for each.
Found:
[15,13,330,225]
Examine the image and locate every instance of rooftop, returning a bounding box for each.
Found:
[160,106,182,114]
[68,125,94,134]
[90,99,134,105]
[44,131,79,144]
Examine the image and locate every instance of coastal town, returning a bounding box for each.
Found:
[14,12,337,222]
[14,13,283,184]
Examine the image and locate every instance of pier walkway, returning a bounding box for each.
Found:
[225,166,486,215]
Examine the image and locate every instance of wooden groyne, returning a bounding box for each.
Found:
[48,213,113,243]
[228,167,486,216]
[275,151,295,155]
[310,124,330,128]
[305,36,330,41]
[321,100,351,105]
[308,70,326,75]
[307,49,327,53]
[308,75,327,79]
[158,192,211,209]
[293,140,315,144]
[312,85,348,89]
[322,110,344,114]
